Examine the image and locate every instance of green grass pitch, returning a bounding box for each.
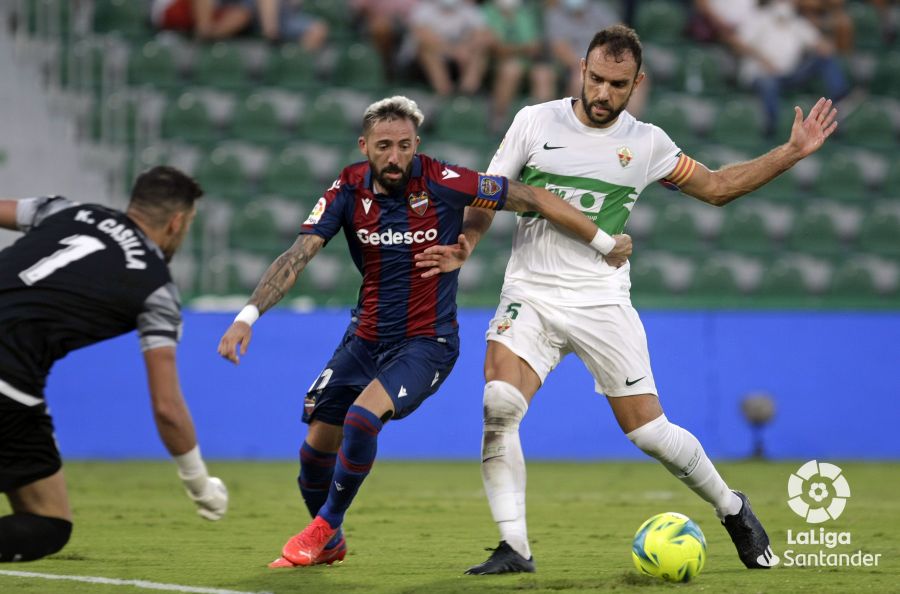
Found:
[1,461,897,593]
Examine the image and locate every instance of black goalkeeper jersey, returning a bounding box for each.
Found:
[0,197,182,406]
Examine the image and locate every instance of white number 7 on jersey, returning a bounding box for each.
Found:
[19,234,106,286]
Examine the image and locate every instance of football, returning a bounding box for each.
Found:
[631,512,707,582]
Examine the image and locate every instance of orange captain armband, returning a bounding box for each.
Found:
[660,153,698,191]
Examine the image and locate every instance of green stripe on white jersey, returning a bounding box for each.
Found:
[517,166,638,235]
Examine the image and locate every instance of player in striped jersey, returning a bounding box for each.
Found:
[417,25,838,574]
[0,167,227,563]
[216,96,632,567]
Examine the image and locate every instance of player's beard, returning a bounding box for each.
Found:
[580,85,632,127]
[372,161,412,194]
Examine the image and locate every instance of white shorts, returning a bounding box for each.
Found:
[485,294,658,397]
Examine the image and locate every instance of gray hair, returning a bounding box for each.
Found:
[362,96,425,134]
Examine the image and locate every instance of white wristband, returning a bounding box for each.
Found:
[234,304,259,327]
[590,229,616,256]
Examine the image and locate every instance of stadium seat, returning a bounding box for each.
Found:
[230,94,286,145]
[788,210,842,256]
[434,96,490,146]
[688,260,742,297]
[635,0,687,45]
[648,205,705,255]
[840,103,896,149]
[848,2,883,50]
[629,258,669,296]
[193,43,248,91]
[194,149,249,203]
[264,45,316,90]
[92,0,148,37]
[858,212,900,257]
[717,208,775,255]
[644,101,694,146]
[676,48,729,95]
[128,41,179,92]
[299,94,352,143]
[161,92,218,145]
[812,153,867,202]
[757,260,809,297]
[333,44,384,91]
[260,149,320,200]
[829,262,879,299]
[871,52,900,98]
[709,100,764,148]
[230,203,284,254]
[879,157,900,197]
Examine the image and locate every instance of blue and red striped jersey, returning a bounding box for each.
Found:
[300,154,508,341]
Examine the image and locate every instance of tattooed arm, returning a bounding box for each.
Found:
[217,234,325,363]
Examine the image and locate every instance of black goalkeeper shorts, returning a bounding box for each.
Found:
[0,395,62,492]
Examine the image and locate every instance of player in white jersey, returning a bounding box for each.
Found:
[416,25,838,574]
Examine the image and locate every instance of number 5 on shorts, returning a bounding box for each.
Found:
[505,303,522,319]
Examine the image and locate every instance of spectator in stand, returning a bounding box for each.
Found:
[408,0,492,96]
[151,0,255,39]
[151,0,327,50]
[351,0,419,81]
[483,0,556,133]
[796,0,855,54]
[733,0,851,137]
[544,0,648,117]
[690,0,759,45]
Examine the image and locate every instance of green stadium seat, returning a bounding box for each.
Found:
[858,212,900,257]
[840,103,896,149]
[879,157,900,197]
[128,41,179,90]
[636,0,686,45]
[788,210,842,256]
[718,208,775,255]
[871,52,900,98]
[264,45,316,90]
[676,48,729,95]
[648,205,705,255]
[161,93,218,145]
[812,153,866,202]
[757,260,808,297]
[688,260,742,297]
[194,149,248,202]
[829,262,879,298]
[629,259,668,296]
[193,43,248,91]
[434,96,490,145]
[299,95,352,143]
[750,168,797,200]
[230,94,286,145]
[260,149,320,200]
[709,100,764,148]
[333,44,384,91]
[645,101,694,146]
[230,204,282,253]
[848,2,883,50]
[92,0,148,37]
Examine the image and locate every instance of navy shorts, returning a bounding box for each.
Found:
[302,331,460,425]
[0,396,62,493]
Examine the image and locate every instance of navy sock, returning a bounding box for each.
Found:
[298,441,342,548]
[318,405,383,529]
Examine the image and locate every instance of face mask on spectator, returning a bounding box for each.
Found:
[563,0,587,11]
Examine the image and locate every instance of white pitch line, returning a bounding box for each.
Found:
[0,570,273,594]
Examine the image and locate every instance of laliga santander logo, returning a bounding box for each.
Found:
[787,460,851,524]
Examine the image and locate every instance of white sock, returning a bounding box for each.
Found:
[481,380,531,559]
[627,414,742,520]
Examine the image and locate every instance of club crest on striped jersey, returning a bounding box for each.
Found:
[408,191,429,215]
[617,146,633,168]
[480,177,502,196]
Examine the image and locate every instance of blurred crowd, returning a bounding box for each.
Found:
[146,0,895,136]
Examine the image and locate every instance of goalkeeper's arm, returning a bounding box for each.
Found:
[143,346,228,521]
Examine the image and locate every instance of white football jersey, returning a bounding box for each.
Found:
[487,99,683,305]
